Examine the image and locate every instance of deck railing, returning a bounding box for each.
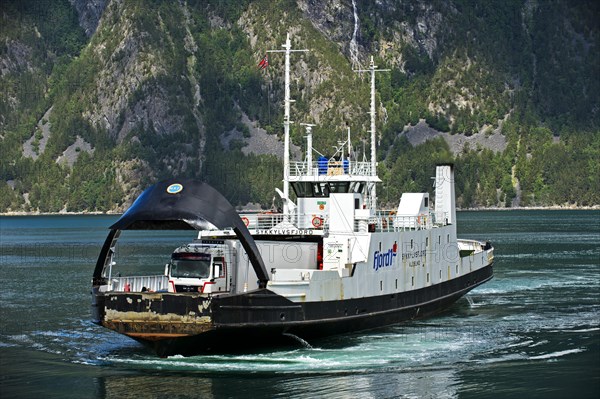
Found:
[289,160,375,177]
[237,211,448,234]
[108,275,169,292]
[354,210,450,232]
[371,212,431,232]
[238,212,329,232]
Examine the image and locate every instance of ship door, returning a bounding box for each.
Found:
[212,256,227,292]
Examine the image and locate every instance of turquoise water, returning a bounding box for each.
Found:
[0,211,598,398]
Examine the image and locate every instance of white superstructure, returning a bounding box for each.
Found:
[196,34,493,303]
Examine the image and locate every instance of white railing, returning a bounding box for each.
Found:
[352,211,450,232]
[108,275,169,292]
[378,212,428,232]
[239,212,329,232]
[289,160,375,177]
[238,210,448,234]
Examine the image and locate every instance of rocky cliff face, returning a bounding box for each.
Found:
[69,0,207,193]
[297,0,446,68]
[68,0,107,37]
[293,0,515,136]
[84,1,192,141]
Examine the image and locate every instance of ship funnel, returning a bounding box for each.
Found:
[435,164,456,225]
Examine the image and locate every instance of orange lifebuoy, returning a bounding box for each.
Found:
[241,216,250,227]
[312,216,323,228]
[417,215,422,224]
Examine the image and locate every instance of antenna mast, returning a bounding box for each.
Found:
[300,123,316,175]
[268,34,308,215]
[355,56,389,211]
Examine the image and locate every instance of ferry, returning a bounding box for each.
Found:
[91,34,494,356]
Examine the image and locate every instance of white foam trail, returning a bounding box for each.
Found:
[506,340,534,349]
[570,327,600,333]
[529,348,584,360]
[106,354,349,372]
[528,340,549,348]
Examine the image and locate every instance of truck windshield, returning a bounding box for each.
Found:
[171,255,211,278]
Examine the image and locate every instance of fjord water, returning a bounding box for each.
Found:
[0,211,598,398]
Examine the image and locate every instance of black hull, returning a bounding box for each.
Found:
[94,264,493,356]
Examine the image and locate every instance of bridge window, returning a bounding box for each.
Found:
[292,182,355,197]
[351,182,364,193]
[291,182,313,197]
[329,182,350,193]
[315,183,329,196]
[291,182,327,197]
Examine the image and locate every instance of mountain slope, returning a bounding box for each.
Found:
[0,0,598,212]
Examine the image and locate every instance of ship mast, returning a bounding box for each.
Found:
[268,34,308,215]
[355,56,389,211]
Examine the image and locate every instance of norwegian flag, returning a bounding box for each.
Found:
[258,54,268,69]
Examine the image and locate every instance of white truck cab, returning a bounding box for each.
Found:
[166,242,230,294]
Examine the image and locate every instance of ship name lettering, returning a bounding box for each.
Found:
[402,250,427,260]
[256,229,313,235]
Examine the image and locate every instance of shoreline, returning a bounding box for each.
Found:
[458,205,600,211]
[2,205,599,217]
[1,211,121,216]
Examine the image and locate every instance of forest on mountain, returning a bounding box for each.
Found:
[0,0,598,212]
